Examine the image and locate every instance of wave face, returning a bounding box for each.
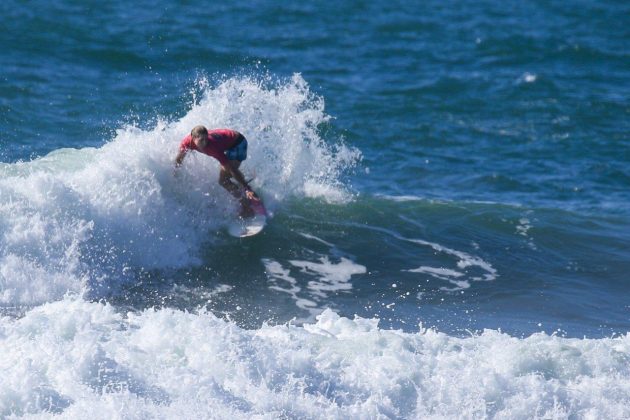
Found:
[0,75,360,307]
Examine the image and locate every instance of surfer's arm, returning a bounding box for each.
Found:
[174,149,187,168]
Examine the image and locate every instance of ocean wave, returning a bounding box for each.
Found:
[0,74,360,307]
[1,296,629,419]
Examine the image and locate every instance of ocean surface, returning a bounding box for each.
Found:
[1,1,629,418]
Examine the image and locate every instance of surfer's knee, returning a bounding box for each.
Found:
[219,168,231,182]
[219,175,240,197]
[218,176,232,189]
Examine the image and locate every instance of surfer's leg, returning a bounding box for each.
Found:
[219,160,242,198]
[220,161,253,217]
[220,138,248,197]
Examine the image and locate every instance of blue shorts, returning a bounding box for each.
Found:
[225,137,248,162]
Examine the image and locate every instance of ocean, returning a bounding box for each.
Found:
[1,1,629,418]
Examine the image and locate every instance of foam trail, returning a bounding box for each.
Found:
[326,219,497,292]
[0,74,361,307]
[1,297,629,419]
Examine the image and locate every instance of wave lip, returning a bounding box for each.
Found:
[1,297,629,418]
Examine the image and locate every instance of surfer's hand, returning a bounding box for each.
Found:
[244,189,255,200]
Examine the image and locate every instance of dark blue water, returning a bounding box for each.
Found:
[1,1,629,417]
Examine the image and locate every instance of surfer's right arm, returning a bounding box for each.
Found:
[174,149,187,168]
[173,148,188,178]
[174,136,194,171]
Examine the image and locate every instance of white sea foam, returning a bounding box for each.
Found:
[0,74,360,306]
[374,194,429,202]
[297,232,335,247]
[395,217,498,288]
[170,283,234,303]
[516,218,532,236]
[263,233,365,318]
[262,254,366,319]
[407,266,471,291]
[1,296,629,419]
[290,256,367,297]
[262,258,319,317]
[343,221,498,292]
[408,266,464,278]
[520,72,538,83]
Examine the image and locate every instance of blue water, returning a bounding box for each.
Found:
[1,1,629,417]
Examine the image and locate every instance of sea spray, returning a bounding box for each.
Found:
[0,74,361,307]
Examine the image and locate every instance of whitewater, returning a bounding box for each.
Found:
[0,74,359,307]
[2,297,630,419]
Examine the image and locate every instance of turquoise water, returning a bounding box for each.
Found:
[1,1,629,417]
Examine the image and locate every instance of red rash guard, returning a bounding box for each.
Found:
[179,129,242,166]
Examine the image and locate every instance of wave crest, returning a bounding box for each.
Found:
[0,74,361,306]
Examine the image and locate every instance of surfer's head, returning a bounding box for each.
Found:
[191,125,209,148]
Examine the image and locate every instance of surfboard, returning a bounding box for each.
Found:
[227,193,267,238]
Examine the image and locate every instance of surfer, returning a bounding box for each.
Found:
[174,125,256,214]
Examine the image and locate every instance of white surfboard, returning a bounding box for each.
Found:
[228,214,267,237]
[227,193,268,238]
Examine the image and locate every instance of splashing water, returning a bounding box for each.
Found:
[0,74,361,307]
